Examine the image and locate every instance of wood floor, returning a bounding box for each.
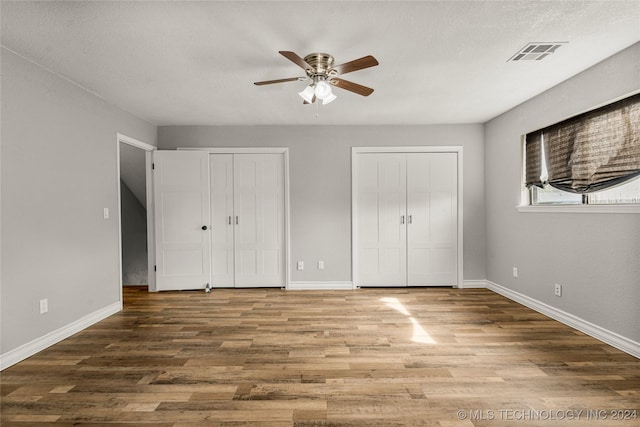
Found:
[1,286,638,426]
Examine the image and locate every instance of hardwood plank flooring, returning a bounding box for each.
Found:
[1,286,638,426]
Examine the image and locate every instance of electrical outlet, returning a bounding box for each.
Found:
[554,283,562,297]
[318,261,325,270]
[297,261,304,270]
[513,267,518,278]
[39,298,48,314]
[103,208,110,219]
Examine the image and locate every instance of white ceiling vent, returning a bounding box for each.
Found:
[508,42,567,62]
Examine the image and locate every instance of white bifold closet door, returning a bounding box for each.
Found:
[357,152,458,287]
[358,153,408,285]
[210,153,284,288]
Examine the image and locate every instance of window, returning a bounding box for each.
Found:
[524,93,640,206]
[531,176,640,205]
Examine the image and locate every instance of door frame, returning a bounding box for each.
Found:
[116,133,157,295]
[351,146,464,288]
[179,147,290,289]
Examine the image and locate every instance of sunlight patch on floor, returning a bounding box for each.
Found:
[381,297,436,344]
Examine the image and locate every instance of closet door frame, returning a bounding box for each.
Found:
[180,147,290,289]
[351,146,463,288]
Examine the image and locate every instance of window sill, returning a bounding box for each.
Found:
[517,204,640,214]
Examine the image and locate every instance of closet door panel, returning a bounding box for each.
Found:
[234,154,283,287]
[407,153,457,286]
[357,153,407,286]
[210,154,235,287]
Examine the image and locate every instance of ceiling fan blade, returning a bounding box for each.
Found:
[330,78,374,97]
[331,55,379,75]
[254,77,304,86]
[279,51,314,72]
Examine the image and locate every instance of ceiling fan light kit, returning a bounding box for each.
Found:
[298,85,315,103]
[321,92,337,105]
[313,80,332,100]
[255,51,379,107]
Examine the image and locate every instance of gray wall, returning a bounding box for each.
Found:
[120,180,148,285]
[1,48,157,355]
[119,142,147,206]
[484,42,640,342]
[158,125,486,283]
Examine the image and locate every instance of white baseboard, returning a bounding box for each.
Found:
[460,279,488,289]
[0,301,122,370]
[287,281,355,290]
[486,280,640,359]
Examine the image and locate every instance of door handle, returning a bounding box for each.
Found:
[408,215,412,224]
[235,216,239,225]
[228,216,231,225]
[202,225,208,230]
[401,215,405,224]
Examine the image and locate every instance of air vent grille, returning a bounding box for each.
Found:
[508,42,567,62]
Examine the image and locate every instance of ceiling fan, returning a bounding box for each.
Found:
[254,51,379,105]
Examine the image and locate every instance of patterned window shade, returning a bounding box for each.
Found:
[527,93,640,194]
[524,131,543,188]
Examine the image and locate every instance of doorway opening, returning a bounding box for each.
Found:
[117,133,156,294]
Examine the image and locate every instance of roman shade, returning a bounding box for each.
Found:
[525,93,640,193]
[524,131,543,188]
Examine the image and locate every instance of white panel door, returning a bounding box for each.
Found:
[357,153,407,286]
[407,153,458,286]
[210,154,234,287]
[153,151,211,291]
[233,154,284,287]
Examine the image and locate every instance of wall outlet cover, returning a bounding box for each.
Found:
[554,284,562,297]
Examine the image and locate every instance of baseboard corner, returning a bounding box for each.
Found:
[460,279,488,289]
[0,301,122,371]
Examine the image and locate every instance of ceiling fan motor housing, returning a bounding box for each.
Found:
[303,53,336,80]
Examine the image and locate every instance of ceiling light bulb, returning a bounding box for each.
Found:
[314,80,332,100]
[322,92,337,105]
[298,85,315,103]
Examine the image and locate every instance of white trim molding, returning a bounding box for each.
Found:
[287,281,355,291]
[517,205,640,214]
[460,279,488,289]
[0,302,122,370]
[179,147,288,154]
[117,133,156,151]
[486,281,640,359]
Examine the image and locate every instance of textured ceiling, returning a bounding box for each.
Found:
[2,1,639,126]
